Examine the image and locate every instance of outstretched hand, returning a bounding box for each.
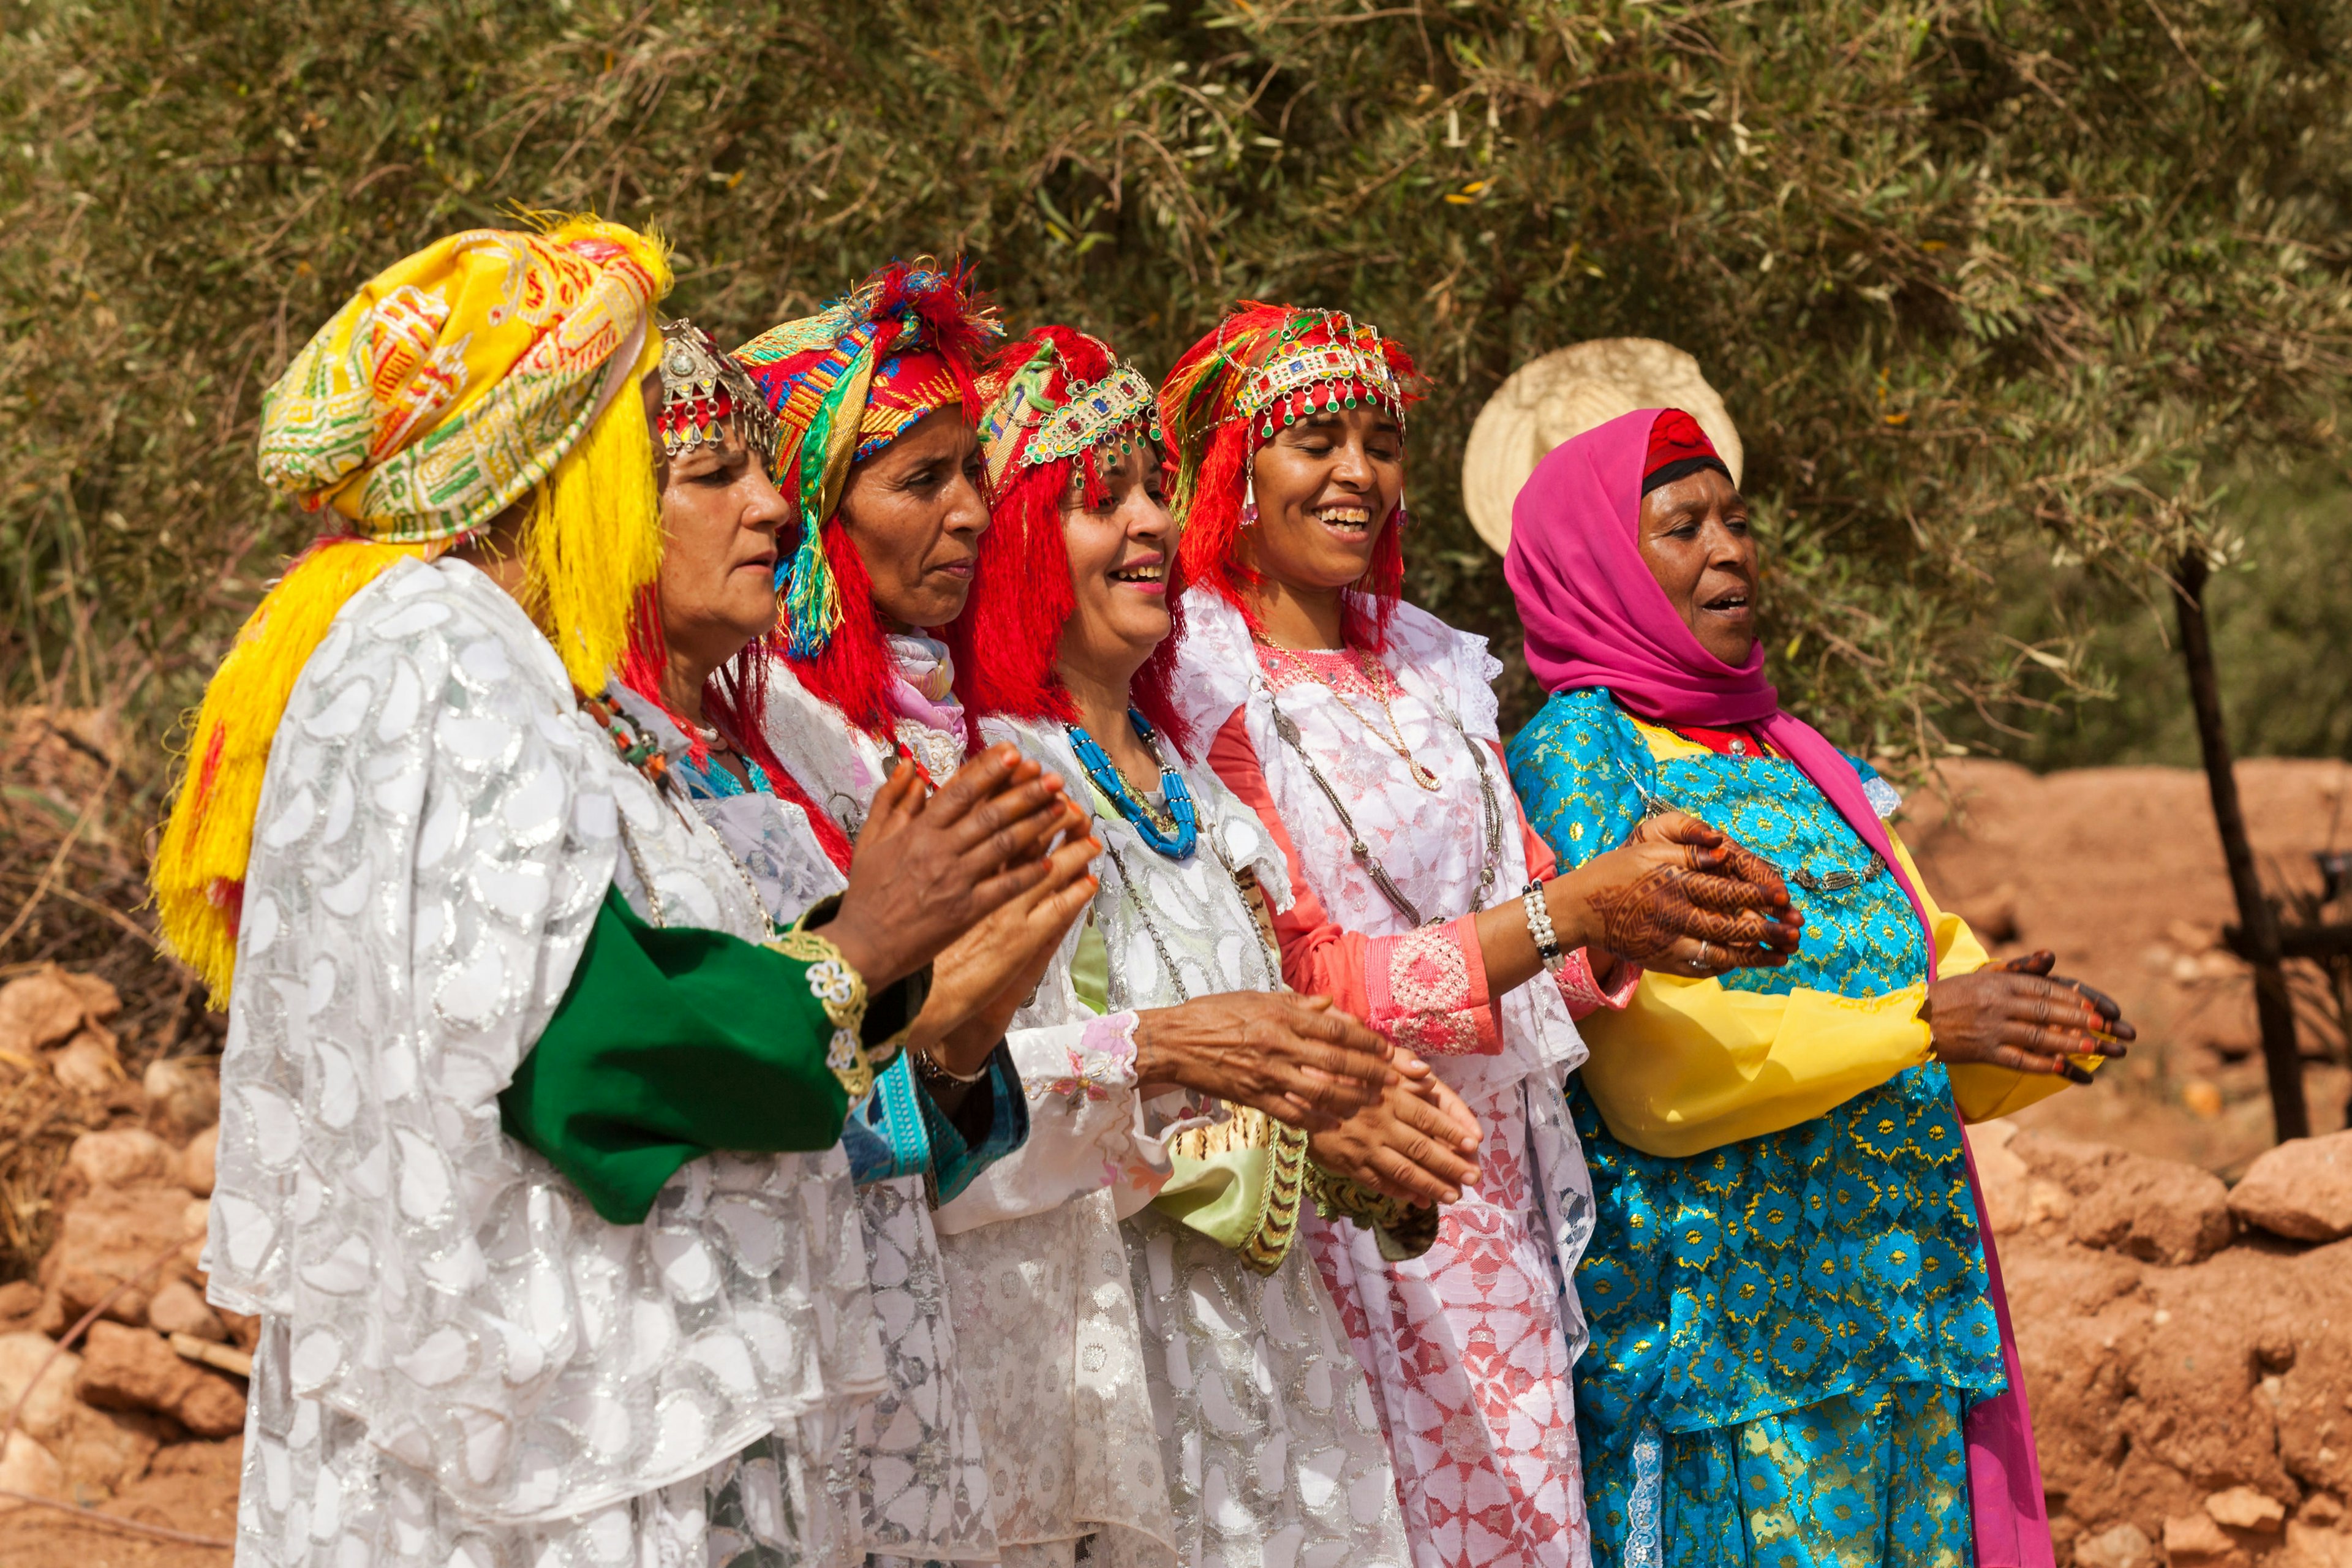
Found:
[1133,992,1400,1133]
[1921,949,2135,1082]
[822,744,1078,989]
[1551,809,1802,978]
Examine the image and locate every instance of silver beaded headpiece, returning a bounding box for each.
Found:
[657,318,781,468]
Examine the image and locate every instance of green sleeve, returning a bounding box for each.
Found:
[500,885,853,1225]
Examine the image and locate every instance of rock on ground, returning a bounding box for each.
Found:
[1975,1120,2352,1564]
[2231,1131,2352,1243]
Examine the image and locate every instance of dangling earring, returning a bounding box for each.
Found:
[1392,491,1411,531]
[1241,472,1259,528]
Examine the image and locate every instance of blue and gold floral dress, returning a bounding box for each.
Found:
[1509,687,2030,1568]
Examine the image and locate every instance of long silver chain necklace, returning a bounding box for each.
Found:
[1098,834,1283,1004]
[1259,666,1503,927]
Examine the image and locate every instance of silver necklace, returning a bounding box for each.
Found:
[1099,835,1283,1004]
[616,785,781,938]
[1260,673,1502,927]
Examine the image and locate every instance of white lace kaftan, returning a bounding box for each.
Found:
[978,717,1414,1568]
[205,557,886,1568]
[757,655,1003,1568]
[1172,592,1600,1568]
[763,662,1180,1568]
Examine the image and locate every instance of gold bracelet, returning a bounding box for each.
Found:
[769,928,875,1100]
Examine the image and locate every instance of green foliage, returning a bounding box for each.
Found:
[1953,463,2352,767]
[4,0,2350,786]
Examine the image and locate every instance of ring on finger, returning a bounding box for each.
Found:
[1694,940,1714,970]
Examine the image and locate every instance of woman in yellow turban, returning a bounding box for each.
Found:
[158,221,1074,1568]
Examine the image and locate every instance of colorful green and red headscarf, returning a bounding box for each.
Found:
[736,259,1000,661]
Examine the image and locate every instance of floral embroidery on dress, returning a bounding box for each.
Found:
[1551,951,1642,1019]
[1372,924,1499,1057]
[772,930,875,1098]
[1032,1010,1140,1112]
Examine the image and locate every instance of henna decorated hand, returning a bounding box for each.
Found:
[1547,810,1803,979]
[1306,1072,1482,1207]
[1920,949,2135,1082]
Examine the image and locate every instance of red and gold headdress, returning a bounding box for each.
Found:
[949,326,1188,748]
[1159,303,1421,650]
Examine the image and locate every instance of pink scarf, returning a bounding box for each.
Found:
[1502,407,1940,978]
[1504,407,2054,1568]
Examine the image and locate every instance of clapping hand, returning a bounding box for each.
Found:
[913,815,1102,1077]
[1308,1068,1484,1208]
[820,744,1080,990]
[1132,992,1400,1133]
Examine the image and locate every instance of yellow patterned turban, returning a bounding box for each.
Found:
[156,219,673,1002]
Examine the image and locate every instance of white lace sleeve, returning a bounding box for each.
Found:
[1192,763,1293,915]
[930,999,1174,1235]
[206,560,880,1527]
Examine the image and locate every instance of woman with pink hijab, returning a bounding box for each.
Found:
[1504,408,2136,1568]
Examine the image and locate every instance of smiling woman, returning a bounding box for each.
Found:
[1155,304,1802,1568]
[943,325,1469,1568]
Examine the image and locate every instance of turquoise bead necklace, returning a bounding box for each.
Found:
[1066,707,1197,861]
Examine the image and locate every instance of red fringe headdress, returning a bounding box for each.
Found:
[1159,303,1422,653]
[947,326,1193,753]
[735,258,1001,739]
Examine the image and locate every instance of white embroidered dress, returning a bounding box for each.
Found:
[206,557,885,1568]
[764,657,1180,1568]
[1172,592,1600,1568]
[973,715,1413,1568]
[609,683,998,1568]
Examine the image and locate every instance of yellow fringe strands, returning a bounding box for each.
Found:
[151,219,673,1005]
[151,540,424,999]
[524,325,666,695]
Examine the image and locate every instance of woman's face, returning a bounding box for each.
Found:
[1057,443,1177,690]
[1637,467,1758,666]
[836,407,990,629]
[1240,405,1404,597]
[655,421,788,679]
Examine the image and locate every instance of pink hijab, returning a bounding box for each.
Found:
[1502,406,1940,976]
[1504,407,2056,1568]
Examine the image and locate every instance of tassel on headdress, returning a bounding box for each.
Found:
[737,258,1001,662]
[154,218,672,1003]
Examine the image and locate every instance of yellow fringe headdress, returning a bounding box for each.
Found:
[155,219,673,1003]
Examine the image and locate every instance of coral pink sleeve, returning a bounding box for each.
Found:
[1207,711,1500,1056]
[1495,738,1641,1021]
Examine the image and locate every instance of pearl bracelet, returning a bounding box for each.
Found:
[1521,879,1566,974]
